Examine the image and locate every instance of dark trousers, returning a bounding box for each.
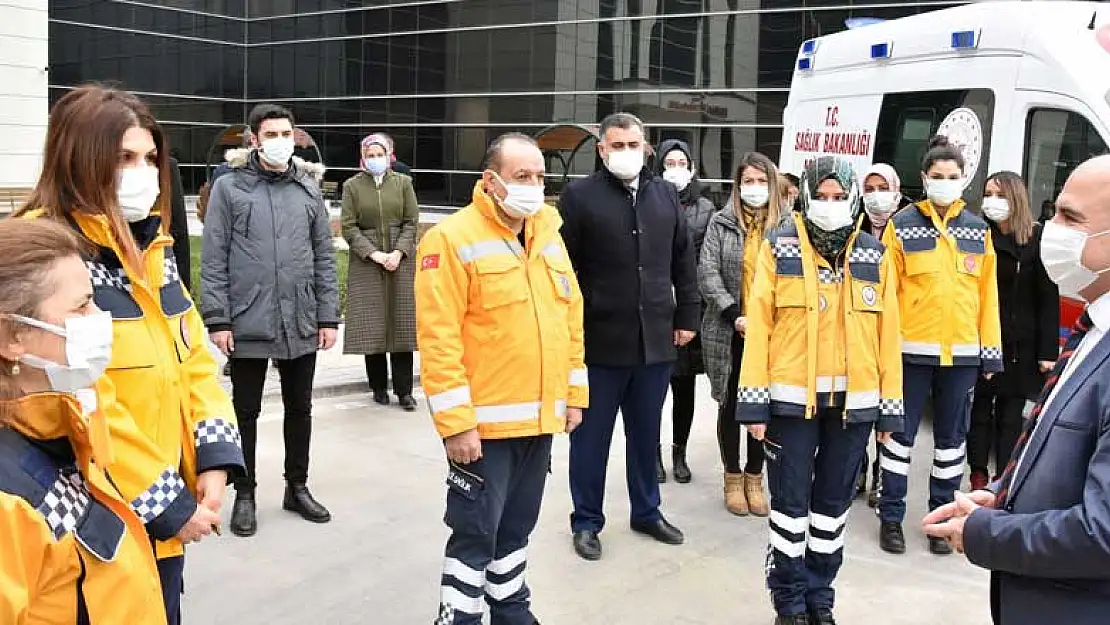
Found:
[569,362,673,533]
[437,436,552,625]
[230,352,317,491]
[718,334,765,474]
[968,375,1025,478]
[765,410,871,616]
[157,555,185,625]
[364,351,414,397]
[879,363,978,524]
[669,375,696,447]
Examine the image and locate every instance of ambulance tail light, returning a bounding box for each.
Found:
[951,30,979,49]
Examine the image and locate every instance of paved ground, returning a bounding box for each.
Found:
[182,376,991,625]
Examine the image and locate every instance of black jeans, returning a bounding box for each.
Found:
[230,352,317,491]
[364,351,414,397]
[718,334,765,475]
[969,375,1025,477]
[669,375,696,447]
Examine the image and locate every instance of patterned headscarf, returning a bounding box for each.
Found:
[360,133,392,172]
[799,155,860,260]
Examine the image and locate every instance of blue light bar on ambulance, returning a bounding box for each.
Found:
[951,30,979,49]
[797,57,813,71]
[801,39,817,55]
[870,42,892,59]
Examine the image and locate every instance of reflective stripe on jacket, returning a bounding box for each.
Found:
[737,214,904,431]
[884,200,1003,371]
[415,181,588,440]
[0,394,166,624]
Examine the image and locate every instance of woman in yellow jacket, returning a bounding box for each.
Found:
[0,218,166,624]
[14,85,245,624]
[738,155,903,625]
[876,135,1003,557]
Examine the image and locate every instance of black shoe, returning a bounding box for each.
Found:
[572,530,602,561]
[282,483,331,523]
[373,390,390,405]
[631,517,684,545]
[672,444,692,483]
[229,491,257,537]
[928,535,953,555]
[656,447,667,483]
[879,522,906,554]
[774,615,811,625]
[810,608,836,625]
[398,395,418,412]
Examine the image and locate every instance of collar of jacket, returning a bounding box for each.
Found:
[470,180,563,242]
[916,198,967,225]
[4,391,113,467]
[68,211,173,262]
[224,147,323,194]
[712,205,741,232]
[600,165,652,191]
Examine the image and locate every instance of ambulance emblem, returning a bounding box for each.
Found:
[964,256,977,272]
[861,285,877,307]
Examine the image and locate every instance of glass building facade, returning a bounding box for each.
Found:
[49,0,964,207]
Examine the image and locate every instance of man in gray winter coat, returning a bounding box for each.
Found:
[201,103,340,538]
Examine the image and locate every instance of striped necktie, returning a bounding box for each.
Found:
[996,310,1093,508]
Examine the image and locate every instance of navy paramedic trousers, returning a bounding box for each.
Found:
[438,435,552,625]
[569,362,673,533]
[156,554,184,625]
[765,408,871,616]
[878,363,978,524]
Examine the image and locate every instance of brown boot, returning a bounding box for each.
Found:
[724,473,749,516]
[744,472,770,517]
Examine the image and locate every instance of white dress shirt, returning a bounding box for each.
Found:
[1012,291,1110,478]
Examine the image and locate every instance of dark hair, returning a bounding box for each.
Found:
[248,103,295,136]
[599,112,645,138]
[483,132,538,171]
[921,134,965,173]
[782,173,800,187]
[16,84,170,277]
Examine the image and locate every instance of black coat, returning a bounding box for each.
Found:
[990,222,1059,398]
[559,167,700,368]
[167,157,191,291]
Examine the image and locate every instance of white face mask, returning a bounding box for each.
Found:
[807,200,855,232]
[604,149,644,181]
[1040,221,1110,299]
[12,311,114,393]
[117,166,161,223]
[260,137,296,167]
[981,197,1011,223]
[740,184,770,208]
[493,174,545,219]
[662,167,692,191]
[863,191,899,222]
[925,178,965,207]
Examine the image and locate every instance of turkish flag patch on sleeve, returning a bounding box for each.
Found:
[421,254,441,270]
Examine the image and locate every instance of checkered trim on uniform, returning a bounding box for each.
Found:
[773,242,802,259]
[195,418,241,446]
[38,468,91,541]
[949,226,986,241]
[880,398,905,416]
[162,255,181,286]
[130,468,186,523]
[895,226,940,241]
[981,346,1003,361]
[849,247,883,264]
[738,386,771,404]
[817,267,843,284]
[435,603,454,625]
[86,261,132,292]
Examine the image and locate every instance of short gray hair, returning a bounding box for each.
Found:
[483,132,538,170]
[599,112,644,138]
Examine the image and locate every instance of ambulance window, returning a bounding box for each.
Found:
[1024,109,1110,221]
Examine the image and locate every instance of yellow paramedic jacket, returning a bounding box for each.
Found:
[883,200,1003,371]
[741,214,767,314]
[22,209,246,559]
[0,392,166,625]
[415,181,588,440]
[737,213,904,431]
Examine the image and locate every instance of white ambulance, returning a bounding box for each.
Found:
[778,0,1110,334]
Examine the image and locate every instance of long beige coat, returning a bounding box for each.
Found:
[341,170,419,354]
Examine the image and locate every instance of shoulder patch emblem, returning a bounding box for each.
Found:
[861,285,877,306]
[421,254,440,270]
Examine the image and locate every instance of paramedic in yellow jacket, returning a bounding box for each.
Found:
[737,155,903,625]
[13,85,245,625]
[876,135,1003,558]
[416,133,587,625]
[0,218,166,624]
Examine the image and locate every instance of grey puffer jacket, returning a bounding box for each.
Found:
[201,149,340,360]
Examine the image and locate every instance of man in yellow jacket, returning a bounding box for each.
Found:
[738,155,903,625]
[417,133,587,625]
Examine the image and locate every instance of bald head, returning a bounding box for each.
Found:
[1053,155,1110,300]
